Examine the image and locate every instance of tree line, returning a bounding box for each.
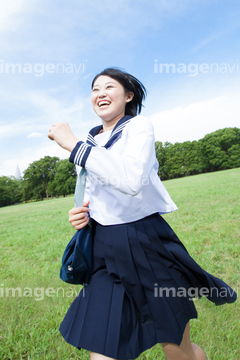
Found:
[0,157,77,207]
[0,127,239,207]
[156,127,240,180]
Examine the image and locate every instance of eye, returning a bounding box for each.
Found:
[92,88,99,92]
[106,85,113,89]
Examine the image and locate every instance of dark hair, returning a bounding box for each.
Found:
[91,67,147,116]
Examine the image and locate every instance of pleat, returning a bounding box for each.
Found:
[149,215,237,305]
[60,269,135,358]
[59,213,237,360]
[127,220,197,344]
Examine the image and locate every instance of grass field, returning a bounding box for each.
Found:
[0,168,239,360]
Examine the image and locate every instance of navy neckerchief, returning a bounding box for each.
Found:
[86,115,133,149]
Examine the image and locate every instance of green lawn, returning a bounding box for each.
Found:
[0,168,239,360]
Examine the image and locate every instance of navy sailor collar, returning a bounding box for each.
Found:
[86,115,133,149]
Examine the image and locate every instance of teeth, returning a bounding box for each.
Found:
[98,101,110,107]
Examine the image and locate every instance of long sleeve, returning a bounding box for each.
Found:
[69,116,156,196]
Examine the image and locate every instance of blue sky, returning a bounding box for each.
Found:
[1,0,240,177]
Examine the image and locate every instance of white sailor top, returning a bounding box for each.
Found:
[69,115,178,225]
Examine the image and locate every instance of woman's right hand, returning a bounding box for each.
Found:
[69,201,90,230]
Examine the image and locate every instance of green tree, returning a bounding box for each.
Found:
[155,141,171,180]
[0,176,22,207]
[228,144,240,168]
[155,141,202,180]
[199,127,240,172]
[51,159,77,197]
[23,156,59,200]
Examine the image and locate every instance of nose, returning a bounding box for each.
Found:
[98,88,107,98]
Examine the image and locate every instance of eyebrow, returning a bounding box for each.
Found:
[93,81,115,88]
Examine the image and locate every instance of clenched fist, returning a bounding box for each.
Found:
[48,122,79,152]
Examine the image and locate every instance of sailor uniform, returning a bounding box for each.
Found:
[69,115,177,225]
[59,115,237,360]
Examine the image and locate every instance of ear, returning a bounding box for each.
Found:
[125,91,134,103]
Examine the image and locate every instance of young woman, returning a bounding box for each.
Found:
[48,68,237,360]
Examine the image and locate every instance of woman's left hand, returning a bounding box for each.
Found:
[69,201,91,230]
[48,122,79,152]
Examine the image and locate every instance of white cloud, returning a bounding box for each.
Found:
[151,94,240,144]
[1,142,70,177]
[0,0,195,60]
[0,86,93,176]
[191,33,223,52]
[27,132,44,138]
[0,0,33,31]
[0,121,31,139]
[0,87,88,138]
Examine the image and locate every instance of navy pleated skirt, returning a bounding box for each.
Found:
[59,213,237,360]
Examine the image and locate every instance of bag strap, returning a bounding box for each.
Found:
[74,168,87,208]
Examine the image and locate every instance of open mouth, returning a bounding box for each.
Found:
[98,101,111,108]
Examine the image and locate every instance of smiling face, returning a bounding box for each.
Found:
[91,75,134,131]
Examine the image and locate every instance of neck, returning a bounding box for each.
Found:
[101,114,124,132]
